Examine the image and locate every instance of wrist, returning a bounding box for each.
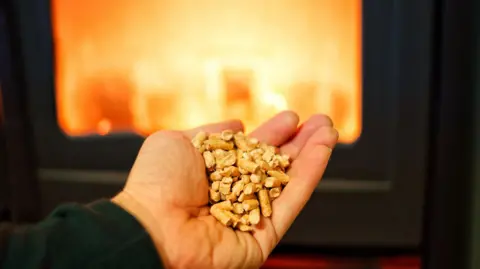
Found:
[111,191,168,265]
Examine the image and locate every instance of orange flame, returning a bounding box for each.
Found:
[52,0,362,143]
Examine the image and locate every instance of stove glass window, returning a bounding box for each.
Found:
[52,0,362,144]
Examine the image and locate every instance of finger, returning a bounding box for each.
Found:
[248,111,299,146]
[280,114,333,159]
[271,126,338,239]
[183,120,244,139]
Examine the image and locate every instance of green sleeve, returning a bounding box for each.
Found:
[1,200,164,269]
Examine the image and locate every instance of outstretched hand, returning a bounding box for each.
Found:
[113,111,338,269]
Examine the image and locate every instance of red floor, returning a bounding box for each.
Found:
[262,255,421,269]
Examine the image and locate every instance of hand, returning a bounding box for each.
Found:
[112,111,338,269]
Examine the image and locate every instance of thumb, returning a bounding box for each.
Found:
[130,130,200,184]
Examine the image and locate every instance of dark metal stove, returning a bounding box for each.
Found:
[0,0,477,268]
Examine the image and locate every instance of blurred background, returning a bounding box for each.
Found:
[0,0,478,268]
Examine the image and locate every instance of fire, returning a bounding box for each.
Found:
[51,0,362,143]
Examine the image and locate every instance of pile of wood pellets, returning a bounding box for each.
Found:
[191,130,290,232]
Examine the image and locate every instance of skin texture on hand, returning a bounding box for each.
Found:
[112,111,338,269]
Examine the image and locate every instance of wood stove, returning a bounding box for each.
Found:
[0,0,476,268]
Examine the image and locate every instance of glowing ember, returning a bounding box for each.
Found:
[97,118,112,136]
[52,0,362,143]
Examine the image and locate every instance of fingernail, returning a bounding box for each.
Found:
[332,128,339,144]
[323,127,339,149]
[288,113,300,124]
[307,114,334,128]
[310,145,332,162]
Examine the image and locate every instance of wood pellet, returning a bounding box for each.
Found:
[191,130,291,232]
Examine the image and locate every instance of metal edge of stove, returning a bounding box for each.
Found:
[1,0,42,223]
[0,6,10,221]
[422,0,477,268]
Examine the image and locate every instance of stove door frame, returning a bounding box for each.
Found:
[9,0,435,247]
[0,0,41,223]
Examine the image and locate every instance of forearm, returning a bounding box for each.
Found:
[0,200,164,269]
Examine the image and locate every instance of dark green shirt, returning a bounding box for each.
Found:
[0,200,164,269]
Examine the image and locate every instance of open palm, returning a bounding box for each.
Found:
[117,111,338,269]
